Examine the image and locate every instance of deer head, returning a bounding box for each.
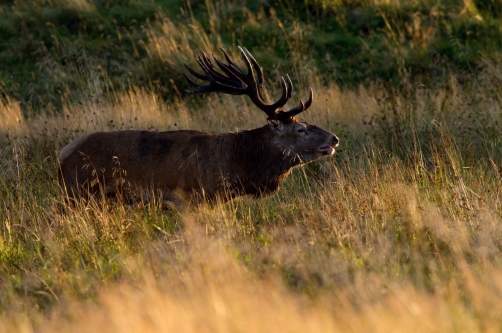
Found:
[183,46,339,164]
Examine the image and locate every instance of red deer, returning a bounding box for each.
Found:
[58,47,339,208]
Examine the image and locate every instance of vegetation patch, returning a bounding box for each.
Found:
[0,0,501,332]
[1,0,502,111]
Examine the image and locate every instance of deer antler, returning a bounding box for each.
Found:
[183,46,313,121]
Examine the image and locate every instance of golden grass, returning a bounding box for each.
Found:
[1,215,501,332]
[1,48,502,332]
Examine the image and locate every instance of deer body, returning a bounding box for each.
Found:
[58,47,339,206]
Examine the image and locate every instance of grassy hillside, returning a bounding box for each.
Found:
[1,0,502,332]
[1,0,502,111]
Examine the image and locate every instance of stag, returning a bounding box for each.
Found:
[58,47,339,208]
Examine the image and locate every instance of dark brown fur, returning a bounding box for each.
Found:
[58,120,338,207]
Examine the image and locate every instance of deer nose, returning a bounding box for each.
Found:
[332,135,339,147]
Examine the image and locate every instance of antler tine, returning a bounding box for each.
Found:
[285,74,293,99]
[193,55,226,88]
[277,88,314,120]
[265,76,289,110]
[220,47,233,64]
[198,51,230,82]
[194,53,222,84]
[183,62,207,80]
[184,70,245,95]
[212,53,247,84]
[239,47,290,112]
[231,46,274,118]
[243,47,268,104]
[303,88,314,109]
[243,47,264,85]
[220,47,246,76]
[184,50,248,95]
[183,72,202,90]
[184,46,311,120]
[194,54,214,79]
[221,47,253,83]
[262,76,291,111]
[238,46,257,87]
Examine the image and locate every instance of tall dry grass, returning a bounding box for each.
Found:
[1,30,502,331]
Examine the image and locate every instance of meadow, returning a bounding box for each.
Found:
[1,0,502,332]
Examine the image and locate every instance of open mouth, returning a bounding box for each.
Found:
[319,146,335,155]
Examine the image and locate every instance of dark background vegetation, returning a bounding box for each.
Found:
[1,0,501,112]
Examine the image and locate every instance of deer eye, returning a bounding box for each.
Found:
[298,128,307,134]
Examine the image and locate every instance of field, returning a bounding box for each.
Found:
[1,0,502,332]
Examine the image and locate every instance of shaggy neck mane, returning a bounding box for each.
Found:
[223,124,301,197]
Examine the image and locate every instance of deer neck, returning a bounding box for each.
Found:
[228,125,300,196]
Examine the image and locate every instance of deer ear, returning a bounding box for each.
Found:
[268,119,284,134]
